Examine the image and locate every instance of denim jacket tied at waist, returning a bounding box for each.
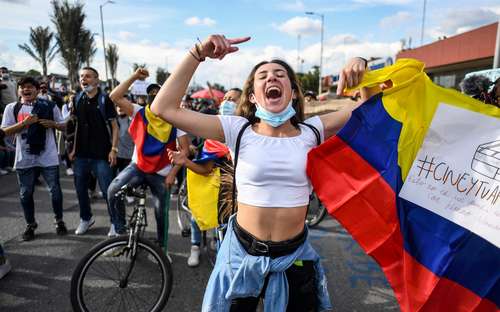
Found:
[202,215,332,312]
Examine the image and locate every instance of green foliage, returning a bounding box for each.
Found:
[25,69,42,77]
[80,30,97,67]
[51,0,94,89]
[106,44,119,87]
[211,82,226,93]
[297,66,319,95]
[133,63,147,71]
[18,26,58,77]
[156,67,170,85]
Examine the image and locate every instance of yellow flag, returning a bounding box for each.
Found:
[186,168,220,231]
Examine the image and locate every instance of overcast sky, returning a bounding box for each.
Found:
[1,0,499,88]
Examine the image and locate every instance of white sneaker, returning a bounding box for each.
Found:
[187,245,200,267]
[107,224,117,237]
[75,218,95,235]
[0,169,8,176]
[0,259,11,280]
[66,168,74,176]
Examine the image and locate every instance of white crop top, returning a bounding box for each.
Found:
[218,115,325,208]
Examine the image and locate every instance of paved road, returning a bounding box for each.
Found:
[0,170,398,311]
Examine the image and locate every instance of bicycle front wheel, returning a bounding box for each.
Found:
[306,192,327,228]
[70,236,173,312]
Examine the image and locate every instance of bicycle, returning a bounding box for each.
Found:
[305,192,327,228]
[176,179,219,266]
[70,184,173,312]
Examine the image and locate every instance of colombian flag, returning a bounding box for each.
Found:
[187,139,229,231]
[307,59,499,311]
[194,139,230,164]
[129,105,177,173]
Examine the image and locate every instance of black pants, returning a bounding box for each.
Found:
[229,260,318,312]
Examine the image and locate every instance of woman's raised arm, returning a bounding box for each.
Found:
[150,35,250,141]
[320,57,369,139]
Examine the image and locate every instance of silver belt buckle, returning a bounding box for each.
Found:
[252,240,269,254]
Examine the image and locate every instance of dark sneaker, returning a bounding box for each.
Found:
[55,220,68,235]
[22,223,37,241]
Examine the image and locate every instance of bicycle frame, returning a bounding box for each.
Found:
[114,185,150,287]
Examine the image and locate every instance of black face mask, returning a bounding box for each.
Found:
[147,95,156,105]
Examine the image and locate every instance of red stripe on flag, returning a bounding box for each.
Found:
[307,136,498,311]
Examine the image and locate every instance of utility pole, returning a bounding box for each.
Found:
[305,11,324,95]
[420,0,427,46]
[100,0,114,88]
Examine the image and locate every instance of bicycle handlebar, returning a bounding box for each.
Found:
[114,184,148,199]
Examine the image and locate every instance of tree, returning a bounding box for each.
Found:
[25,69,42,77]
[80,30,97,67]
[156,67,170,85]
[133,63,147,71]
[51,0,92,90]
[211,82,226,93]
[297,66,319,94]
[106,43,119,87]
[18,26,58,78]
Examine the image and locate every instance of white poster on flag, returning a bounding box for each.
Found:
[400,103,500,248]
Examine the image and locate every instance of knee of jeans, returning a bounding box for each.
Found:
[19,186,33,199]
[107,181,121,202]
[45,178,62,197]
[49,186,63,199]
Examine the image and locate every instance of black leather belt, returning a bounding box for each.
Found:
[233,220,307,258]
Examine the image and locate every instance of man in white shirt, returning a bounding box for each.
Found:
[1,77,68,241]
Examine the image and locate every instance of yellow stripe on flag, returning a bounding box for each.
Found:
[186,168,220,231]
[347,59,500,180]
[145,105,173,143]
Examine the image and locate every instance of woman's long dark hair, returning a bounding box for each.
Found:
[236,59,305,128]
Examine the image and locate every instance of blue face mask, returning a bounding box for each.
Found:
[219,100,237,116]
[254,100,296,127]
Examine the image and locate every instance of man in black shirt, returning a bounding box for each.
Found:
[70,67,119,235]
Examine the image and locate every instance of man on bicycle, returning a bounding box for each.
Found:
[108,68,190,247]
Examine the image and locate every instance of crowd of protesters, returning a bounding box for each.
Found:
[0,63,234,280]
[0,54,499,312]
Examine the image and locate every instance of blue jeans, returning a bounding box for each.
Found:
[16,166,63,224]
[191,218,201,246]
[73,158,114,222]
[107,164,169,245]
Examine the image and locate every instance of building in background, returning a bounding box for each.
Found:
[397,22,498,90]
[10,71,69,90]
[322,56,394,96]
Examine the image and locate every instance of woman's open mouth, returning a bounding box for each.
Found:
[265,86,282,99]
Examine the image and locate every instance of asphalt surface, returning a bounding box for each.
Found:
[0,169,399,311]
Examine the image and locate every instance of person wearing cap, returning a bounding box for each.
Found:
[107,68,190,244]
[0,77,68,241]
